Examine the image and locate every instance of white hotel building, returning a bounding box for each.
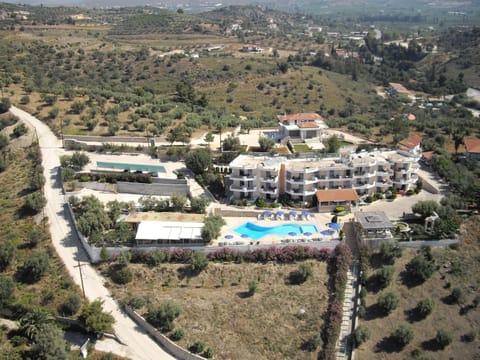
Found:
[227,150,420,203]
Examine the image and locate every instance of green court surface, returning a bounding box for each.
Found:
[96,161,166,173]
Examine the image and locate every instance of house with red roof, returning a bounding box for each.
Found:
[464,137,480,160]
[277,113,328,141]
[398,135,422,155]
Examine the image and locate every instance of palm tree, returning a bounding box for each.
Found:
[19,309,55,341]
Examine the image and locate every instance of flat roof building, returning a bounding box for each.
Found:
[227,149,420,208]
[354,211,395,249]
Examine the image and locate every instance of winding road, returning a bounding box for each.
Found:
[10,106,175,360]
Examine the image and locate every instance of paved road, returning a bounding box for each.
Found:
[10,106,175,360]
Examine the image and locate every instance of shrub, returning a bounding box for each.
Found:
[12,123,28,137]
[0,240,15,271]
[378,291,399,314]
[19,252,50,283]
[289,262,313,284]
[0,97,11,113]
[59,294,81,316]
[352,325,370,347]
[436,329,453,348]
[377,265,394,288]
[190,341,205,354]
[0,275,15,309]
[203,347,214,358]
[450,287,464,304]
[110,266,133,285]
[379,242,402,264]
[189,252,208,274]
[392,324,414,347]
[23,192,47,214]
[303,334,322,351]
[406,253,435,282]
[146,301,181,332]
[79,299,115,334]
[170,328,185,341]
[417,297,434,318]
[248,280,257,296]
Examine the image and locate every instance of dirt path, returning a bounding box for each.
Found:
[10,106,175,360]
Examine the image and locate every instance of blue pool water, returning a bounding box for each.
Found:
[234,222,319,240]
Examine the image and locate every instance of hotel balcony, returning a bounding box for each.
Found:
[286,188,316,197]
[230,185,256,192]
[376,182,391,188]
[229,173,257,181]
[377,169,393,176]
[260,175,278,184]
[354,183,375,190]
[392,175,418,186]
[260,187,278,195]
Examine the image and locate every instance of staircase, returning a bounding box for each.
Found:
[336,262,359,360]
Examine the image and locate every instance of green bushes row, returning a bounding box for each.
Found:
[320,243,352,359]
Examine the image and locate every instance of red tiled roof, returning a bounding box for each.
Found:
[278,113,324,122]
[398,135,422,150]
[464,137,480,154]
[298,122,319,129]
[316,189,359,202]
[422,151,434,160]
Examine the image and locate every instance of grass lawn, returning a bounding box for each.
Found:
[356,242,480,360]
[107,260,329,359]
[293,144,312,153]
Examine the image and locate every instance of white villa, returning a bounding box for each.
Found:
[277,113,328,141]
[227,149,420,204]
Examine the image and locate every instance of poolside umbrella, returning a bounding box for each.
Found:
[263,210,272,216]
[303,232,313,237]
[224,234,234,240]
[289,210,297,217]
[288,231,297,237]
[277,210,285,216]
[320,230,331,236]
[241,234,250,239]
[327,223,342,231]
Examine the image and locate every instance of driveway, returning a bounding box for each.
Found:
[10,106,175,360]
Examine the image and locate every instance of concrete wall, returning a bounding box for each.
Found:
[123,305,206,360]
[65,202,101,262]
[78,181,115,193]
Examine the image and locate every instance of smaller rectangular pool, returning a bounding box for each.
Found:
[96,161,166,173]
[233,222,319,240]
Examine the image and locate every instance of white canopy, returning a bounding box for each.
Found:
[135,221,203,241]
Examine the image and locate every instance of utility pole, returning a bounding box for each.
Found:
[59,118,64,148]
[74,260,87,299]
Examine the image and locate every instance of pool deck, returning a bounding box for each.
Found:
[214,210,343,247]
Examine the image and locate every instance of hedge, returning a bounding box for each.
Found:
[320,243,352,360]
[126,246,332,266]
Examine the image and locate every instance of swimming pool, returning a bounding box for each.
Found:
[96,161,166,173]
[233,222,319,240]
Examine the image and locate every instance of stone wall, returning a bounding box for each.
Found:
[123,305,206,360]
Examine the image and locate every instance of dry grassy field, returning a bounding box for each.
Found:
[356,241,480,360]
[107,260,329,360]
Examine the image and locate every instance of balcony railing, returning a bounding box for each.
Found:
[286,188,316,196]
[260,187,278,195]
[230,185,256,192]
[229,173,256,181]
[261,176,278,183]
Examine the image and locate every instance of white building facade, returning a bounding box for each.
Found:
[227,150,420,203]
